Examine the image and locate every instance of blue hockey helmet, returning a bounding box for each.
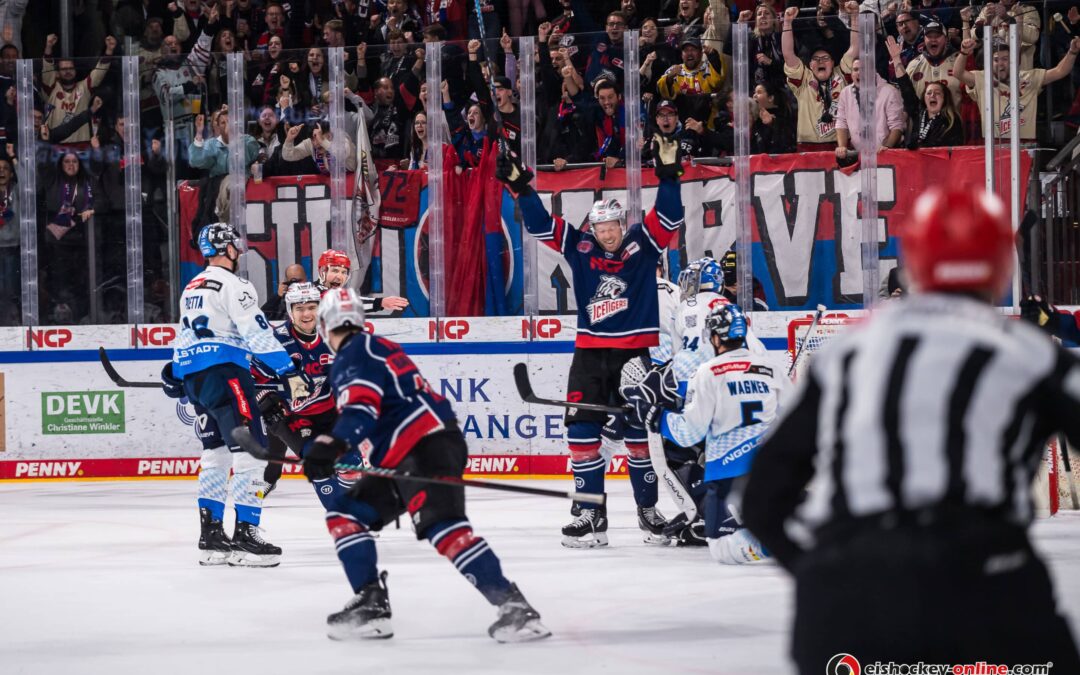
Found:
[198,222,242,258]
[705,301,747,344]
[678,257,722,300]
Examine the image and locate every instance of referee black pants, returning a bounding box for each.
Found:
[790,520,1080,672]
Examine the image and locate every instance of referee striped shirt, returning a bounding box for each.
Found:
[742,293,1080,568]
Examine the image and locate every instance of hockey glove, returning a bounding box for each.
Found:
[495,150,534,193]
[282,367,314,400]
[160,363,185,400]
[651,132,684,180]
[624,392,664,433]
[619,357,680,409]
[303,434,347,482]
[1020,294,1054,331]
[256,390,289,428]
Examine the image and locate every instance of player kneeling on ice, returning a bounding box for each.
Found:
[162,223,312,568]
[620,303,787,564]
[300,287,550,642]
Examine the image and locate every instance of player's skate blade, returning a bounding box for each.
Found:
[637,506,672,546]
[488,584,552,643]
[561,507,609,549]
[228,521,281,568]
[198,508,232,566]
[328,571,394,640]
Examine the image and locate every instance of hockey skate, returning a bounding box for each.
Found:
[561,506,608,548]
[198,508,232,566]
[228,520,282,567]
[637,506,671,546]
[327,571,394,640]
[488,584,551,643]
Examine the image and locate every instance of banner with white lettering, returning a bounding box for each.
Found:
[177,148,1027,314]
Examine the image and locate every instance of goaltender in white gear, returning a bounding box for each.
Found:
[628,301,789,563]
[672,258,766,387]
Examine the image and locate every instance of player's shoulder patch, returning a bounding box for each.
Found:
[195,278,223,292]
[578,240,594,253]
[746,364,774,378]
[236,290,257,310]
[710,361,750,376]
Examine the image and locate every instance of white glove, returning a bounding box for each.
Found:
[708,530,771,565]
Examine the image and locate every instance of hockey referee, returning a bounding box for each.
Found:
[742,189,1080,670]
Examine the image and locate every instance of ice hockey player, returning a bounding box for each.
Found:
[651,261,680,365]
[496,135,685,548]
[314,249,409,313]
[673,257,767,390]
[300,287,551,643]
[256,282,340,494]
[622,302,787,564]
[161,222,311,567]
[252,282,388,598]
[741,189,1080,668]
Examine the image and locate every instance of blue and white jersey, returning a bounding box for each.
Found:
[172,265,293,378]
[660,348,789,481]
[327,332,457,469]
[672,292,767,385]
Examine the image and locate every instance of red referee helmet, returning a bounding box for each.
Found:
[901,189,1015,297]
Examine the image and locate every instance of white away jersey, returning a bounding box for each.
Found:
[172,265,293,378]
[651,277,681,364]
[672,292,767,383]
[662,348,789,481]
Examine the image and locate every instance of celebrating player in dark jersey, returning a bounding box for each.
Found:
[299,287,550,643]
[497,137,685,547]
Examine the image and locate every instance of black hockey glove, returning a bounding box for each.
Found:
[160,363,185,400]
[619,357,680,410]
[651,131,684,180]
[662,512,707,546]
[256,390,288,428]
[1020,294,1055,331]
[495,150,534,193]
[303,434,347,482]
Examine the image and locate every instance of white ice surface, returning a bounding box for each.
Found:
[2,480,1079,675]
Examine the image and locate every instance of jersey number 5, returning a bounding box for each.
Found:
[740,400,764,427]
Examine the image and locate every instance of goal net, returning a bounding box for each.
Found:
[785,313,1077,516]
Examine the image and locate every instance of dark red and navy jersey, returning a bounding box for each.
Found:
[519,178,683,349]
[1049,308,1080,347]
[253,321,336,417]
[328,332,456,468]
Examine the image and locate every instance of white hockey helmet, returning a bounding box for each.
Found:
[284,281,322,316]
[317,286,366,350]
[587,198,626,232]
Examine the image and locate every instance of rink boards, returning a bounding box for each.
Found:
[0,309,1041,480]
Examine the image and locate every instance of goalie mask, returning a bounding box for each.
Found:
[678,257,722,301]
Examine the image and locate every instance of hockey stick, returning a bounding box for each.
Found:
[787,304,827,377]
[99,347,168,388]
[231,427,605,505]
[99,347,285,392]
[514,363,697,519]
[1059,433,1080,510]
[472,0,508,155]
[513,362,627,414]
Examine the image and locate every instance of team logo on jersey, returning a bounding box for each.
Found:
[587,275,629,324]
[577,240,593,253]
[685,314,697,328]
[237,291,257,309]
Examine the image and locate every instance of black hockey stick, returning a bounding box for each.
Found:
[99,347,166,388]
[787,304,827,377]
[99,347,285,392]
[231,427,606,505]
[513,363,627,414]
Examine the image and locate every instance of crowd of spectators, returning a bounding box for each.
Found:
[0,0,1077,325]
